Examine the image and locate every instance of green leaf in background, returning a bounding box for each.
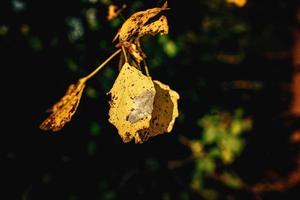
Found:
[85,8,100,30]
[190,108,252,194]
[208,147,221,158]
[158,35,179,58]
[196,158,216,175]
[202,126,219,144]
[219,134,244,164]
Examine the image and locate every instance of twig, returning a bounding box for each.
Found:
[83,49,122,81]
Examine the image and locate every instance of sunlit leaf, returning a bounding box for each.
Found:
[113,1,168,42]
[135,80,180,143]
[40,78,86,131]
[138,15,169,38]
[226,0,247,7]
[108,63,155,143]
[122,41,144,63]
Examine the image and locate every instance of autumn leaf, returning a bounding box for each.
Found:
[113,1,168,43]
[226,0,247,7]
[114,1,169,66]
[40,78,86,131]
[108,63,156,143]
[121,41,144,64]
[135,80,180,143]
[107,4,126,21]
[138,15,169,38]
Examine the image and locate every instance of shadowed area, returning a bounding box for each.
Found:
[136,80,179,143]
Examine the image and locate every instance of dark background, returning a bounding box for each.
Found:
[1,0,300,199]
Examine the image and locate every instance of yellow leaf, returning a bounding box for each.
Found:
[114,1,168,42]
[226,0,247,7]
[107,4,126,21]
[40,78,86,131]
[108,63,156,143]
[122,41,144,64]
[135,80,180,143]
[138,15,169,38]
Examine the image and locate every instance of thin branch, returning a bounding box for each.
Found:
[83,49,122,81]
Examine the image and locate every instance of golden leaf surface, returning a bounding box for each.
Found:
[122,41,144,64]
[108,63,156,143]
[226,0,247,7]
[114,1,168,42]
[138,15,169,38]
[135,80,180,144]
[40,78,86,131]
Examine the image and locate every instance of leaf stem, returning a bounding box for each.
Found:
[143,60,150,76]
[122,46,128,63]
[82,49,122,81]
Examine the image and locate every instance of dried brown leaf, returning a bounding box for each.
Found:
[40,78,86,131]
[135,80,180,143]
[114,2,169,42]
[108,63,156,143]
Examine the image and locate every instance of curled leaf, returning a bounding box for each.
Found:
[114,1,168,42]
[122,41,144,64]
[108,63,156,143]
[135,80,180,143]
[138,15,169,38]
[40,78,86,131]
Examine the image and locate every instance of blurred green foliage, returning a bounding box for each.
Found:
[187,109,251,198]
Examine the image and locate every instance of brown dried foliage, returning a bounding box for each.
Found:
[114,1,169,65]
[40,78,86,131]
